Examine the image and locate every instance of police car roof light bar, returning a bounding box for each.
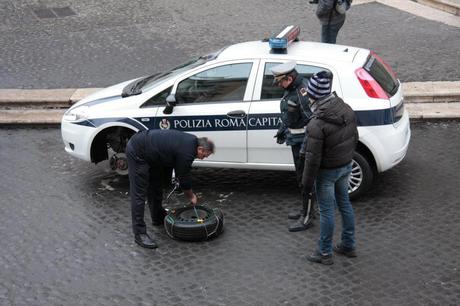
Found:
[269,25,300,52]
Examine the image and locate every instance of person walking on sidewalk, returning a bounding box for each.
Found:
[271,61,315,232]
[301,71,358,265]
[126,129,214,249]
[315,0,348,44]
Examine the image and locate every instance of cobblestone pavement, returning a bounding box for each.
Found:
[0,0,459,89]
[0,122,459,305]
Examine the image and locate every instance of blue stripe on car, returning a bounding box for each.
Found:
[72,103,403,131]
[74,117,148,131]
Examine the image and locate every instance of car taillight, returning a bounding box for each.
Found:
[355,67,388,99]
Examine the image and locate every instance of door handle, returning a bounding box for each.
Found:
[226,110,246,118]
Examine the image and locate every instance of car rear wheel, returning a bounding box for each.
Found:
[349,151,374,199]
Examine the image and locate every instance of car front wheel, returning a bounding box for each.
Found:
[348,151,374,199]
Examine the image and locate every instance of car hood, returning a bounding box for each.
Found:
[71,78,140,109]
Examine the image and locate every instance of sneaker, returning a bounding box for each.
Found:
[333,243,357,258]
[307,250,333,265]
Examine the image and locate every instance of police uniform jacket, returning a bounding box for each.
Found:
[130,129,197,190]
[301,93,358,192]
[278,74,313,146]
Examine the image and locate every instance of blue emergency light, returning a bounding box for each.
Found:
[269,25,300,52]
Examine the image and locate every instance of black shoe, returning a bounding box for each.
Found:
[307,250,333,265]
[134,233,158,249]
[333,243,357,258]
[287,210,303,220]
[288,215,313,232]
[152,209,168,226]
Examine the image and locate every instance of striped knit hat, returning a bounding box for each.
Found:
[307,71,332,100]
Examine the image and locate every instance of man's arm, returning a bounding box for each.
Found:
[174,149,196,201]
[183,189,198,205]
[302,123,324,194]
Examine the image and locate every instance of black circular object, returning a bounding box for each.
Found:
[164,206,224,241]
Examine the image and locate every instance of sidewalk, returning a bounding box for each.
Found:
[0,81,459,125]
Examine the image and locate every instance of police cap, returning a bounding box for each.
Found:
[271,61,297,85]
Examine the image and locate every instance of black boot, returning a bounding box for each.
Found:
[134,233,158,249]
[288,210,304,220]
[288,213,314,232]
[289,192,315,232]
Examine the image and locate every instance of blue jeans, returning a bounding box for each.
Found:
[321,19,345,44]
[315,163,355,255]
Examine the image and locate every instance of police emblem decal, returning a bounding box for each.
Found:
[300,88,307,96]
[159,118,171,130]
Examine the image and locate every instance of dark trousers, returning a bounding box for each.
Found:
[291,144,304,187]
[126,142,166,235]
[291,144,315,217]
[321,19,345,44]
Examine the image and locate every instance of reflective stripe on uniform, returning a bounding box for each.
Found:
[289,127,306,134]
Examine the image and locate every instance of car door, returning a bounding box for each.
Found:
[156,60,258,163]
[248,60,336,167]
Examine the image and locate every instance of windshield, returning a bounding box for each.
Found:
[141,49,225,92]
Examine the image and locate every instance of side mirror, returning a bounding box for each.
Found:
[163,94,177,114]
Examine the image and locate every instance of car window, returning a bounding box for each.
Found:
[176,63,252,104]
[140,86,172,108]
[261,63,328,100]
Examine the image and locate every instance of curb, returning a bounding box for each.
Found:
[353,0,460,28]
[414,0,460,16]
[0,81,459,125]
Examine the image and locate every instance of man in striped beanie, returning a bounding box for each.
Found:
[302,70,359,265]
[306,70,333,103]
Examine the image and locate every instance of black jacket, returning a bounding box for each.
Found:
[316,0,346,25]
[129,129,198,190]
[301,93,358,191]
[278,74,312,145]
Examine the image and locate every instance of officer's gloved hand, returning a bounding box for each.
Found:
[302,187,313,199]
[299,147,306,159]
[274,131,286,144]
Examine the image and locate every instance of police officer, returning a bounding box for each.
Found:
[271,61,315,232]
[126,129,215,248]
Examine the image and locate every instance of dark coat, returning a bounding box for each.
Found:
[301,93,358,191]
[129,129,197,190]
[316,0,346,25]
[278,74,313,146]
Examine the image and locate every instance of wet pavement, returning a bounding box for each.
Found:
[0,0,459,89]
[0,121,460,305]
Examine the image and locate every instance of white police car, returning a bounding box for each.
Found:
[61,26,411,198]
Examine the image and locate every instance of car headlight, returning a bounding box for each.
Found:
[63,105,90,122]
